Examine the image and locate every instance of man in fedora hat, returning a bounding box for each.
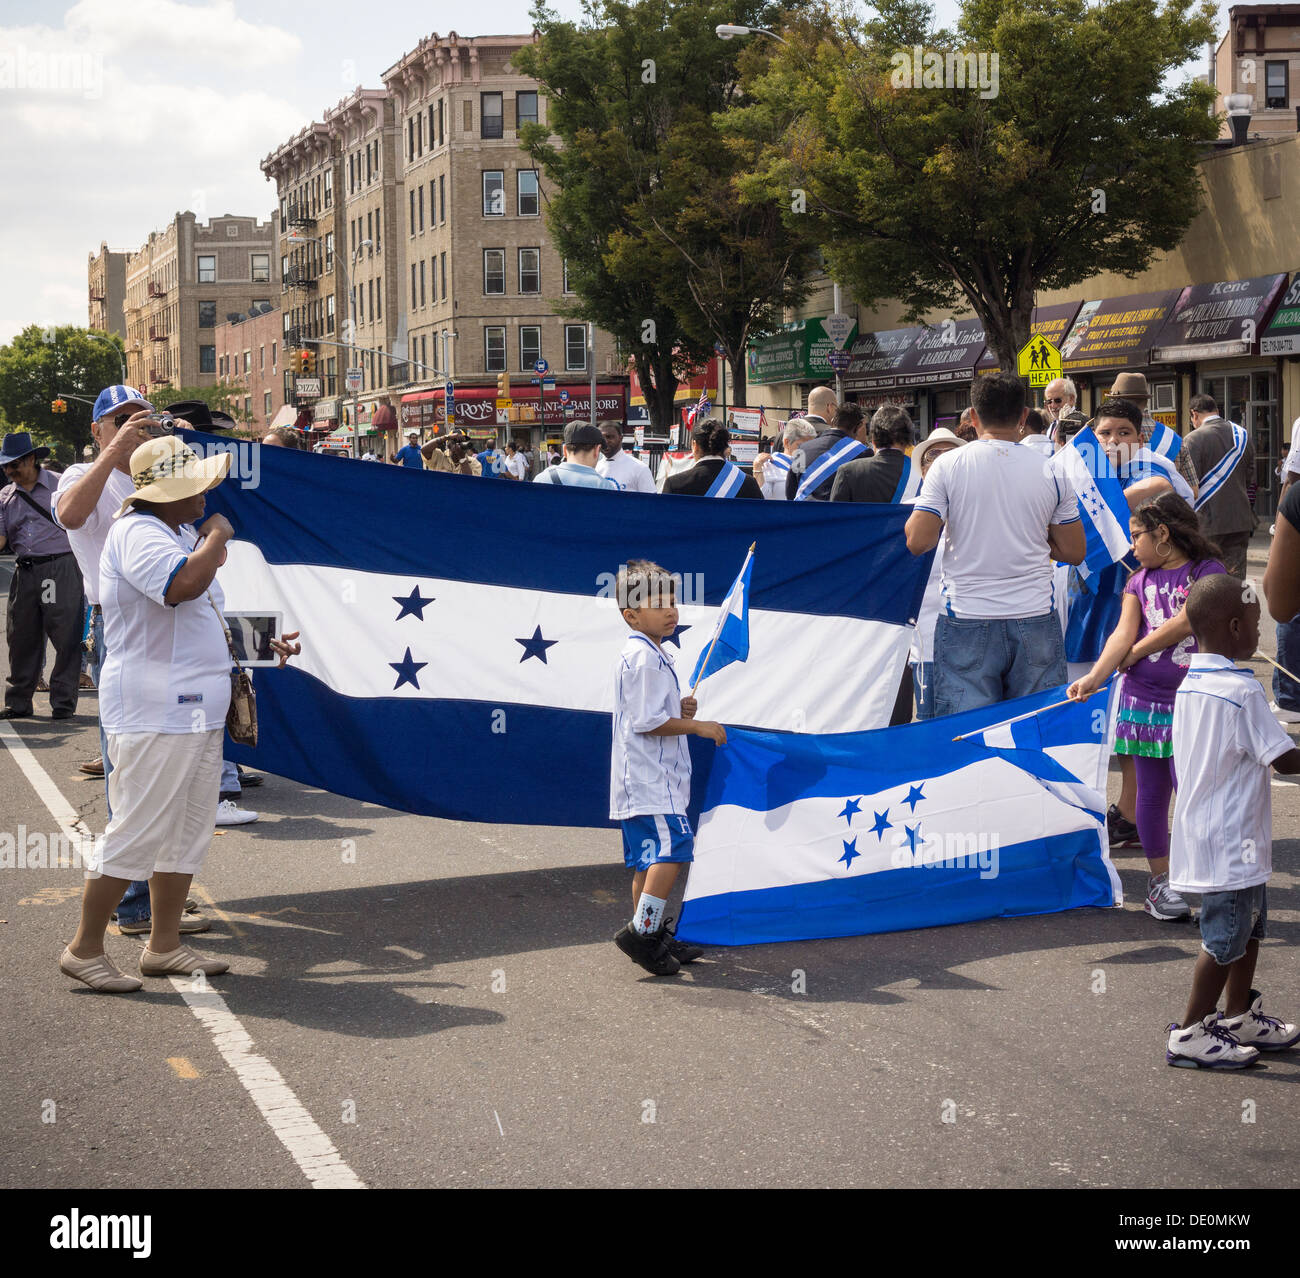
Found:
[1107,370,1201,498]
[0,431,86,719]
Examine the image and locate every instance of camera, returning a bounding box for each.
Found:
[139,414,177,438]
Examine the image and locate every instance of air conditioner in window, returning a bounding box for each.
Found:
[1153,383,1176,412]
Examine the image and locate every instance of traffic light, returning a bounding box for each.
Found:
[303,349,316,376]
[51,398,67,414]
[497,370,510,400]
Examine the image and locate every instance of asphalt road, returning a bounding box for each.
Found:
[3,539,1300,1190]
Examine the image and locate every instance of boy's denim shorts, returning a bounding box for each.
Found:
[621,814,694,871]
[1198,884,1267,966]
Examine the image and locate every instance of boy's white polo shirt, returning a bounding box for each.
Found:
[1170,652,1294,894]
[609,632,691,820]
[914,438,1078,618]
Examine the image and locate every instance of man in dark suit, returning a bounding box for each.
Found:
[1184,391,1257,578]
[786,400,871,500]
[830,405,914,503]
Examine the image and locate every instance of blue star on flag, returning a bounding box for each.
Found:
[870,810,892,841]
[903,823,924,856]
[389,647,427,690]
[839,837,860,869]
[903,783,926,813]
[516,625,558,664]
[393,585,435,621]
[838,797,862,826]
[661,624,692,649]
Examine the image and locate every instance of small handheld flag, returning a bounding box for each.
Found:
[690,543,755,694]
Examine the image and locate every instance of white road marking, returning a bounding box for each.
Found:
[171,980,365,1188]
[494,1110,504,1137]
[2,721,364,1190]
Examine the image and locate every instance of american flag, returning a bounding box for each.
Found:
[686,388,712,427]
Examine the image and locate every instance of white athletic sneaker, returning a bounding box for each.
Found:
[1166,1014,1259,1069]
[1219,990,1300,1051]
[1270,701,1300,725]
[215,799,259,826]
[1144,873,1191,921]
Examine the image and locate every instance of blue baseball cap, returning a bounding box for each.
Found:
[92,384,153,422]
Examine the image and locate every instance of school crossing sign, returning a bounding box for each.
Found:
[1017,335,1061,389]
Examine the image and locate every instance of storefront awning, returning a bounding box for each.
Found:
[1150,274,1287,362]
[1060,289,1182,372]
[842,326,924,392]
[402,382,627,427]
[268,404,297,430]
[1262,270,1300,356]
[891,318,987,387]
[976,302,1082,372]
[745,316,859,385]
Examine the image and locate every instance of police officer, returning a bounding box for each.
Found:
[0,432,86,718]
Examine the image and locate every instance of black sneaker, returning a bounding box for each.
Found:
[614,924,681,976]
[663,916,703,963]
[1107,804,1140,849]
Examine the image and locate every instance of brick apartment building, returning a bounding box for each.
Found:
[260,30,621,453]
[214,303,287,433]
[122,212,276,394]
[1215,4,1300,139]
[87,242,127,338]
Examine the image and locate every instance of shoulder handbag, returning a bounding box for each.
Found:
[206,591,258,746]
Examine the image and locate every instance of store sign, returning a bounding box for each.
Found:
[1060,289,1181,372]
[842,326,923,391]
[1261,270,1300,356]
[295,377,322,398]
[746,316,859,384]
[893,318,987,388]
[1151,274,1287,362]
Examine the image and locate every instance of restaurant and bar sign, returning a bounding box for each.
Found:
[1150,274,1287,362]
[746,316,858,384]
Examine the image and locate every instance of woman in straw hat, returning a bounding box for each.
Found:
[59,435,249,990]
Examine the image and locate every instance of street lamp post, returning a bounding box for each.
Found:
[85,331,125,385]
[715,23,788,44]
[348,239,371,458]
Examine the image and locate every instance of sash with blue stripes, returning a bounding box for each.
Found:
[793,437,867,501]
[704,460,746,498]
[767,452,792,476]
[889,455,914,504]
[1194,423,1248,511]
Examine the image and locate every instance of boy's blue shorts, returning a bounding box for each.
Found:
[621,814,695,872]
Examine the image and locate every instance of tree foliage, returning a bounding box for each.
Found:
[516,0,819,424]
[730,0,1220,368]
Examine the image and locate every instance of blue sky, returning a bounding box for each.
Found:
[0,0,1221,346]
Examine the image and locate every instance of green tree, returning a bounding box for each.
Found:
[731,0,1220,369]
[516,0,817,427]
[0,326,126,462]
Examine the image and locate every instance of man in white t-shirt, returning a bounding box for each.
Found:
[596,423,656,493]
[905,371,1085,716]
[504,441,529,481]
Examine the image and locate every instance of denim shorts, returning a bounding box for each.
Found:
[621,814,694,871]
[1198,884,1267,966]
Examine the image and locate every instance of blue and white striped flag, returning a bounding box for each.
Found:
[1050,425,1132,586]
[1145,419,1182,463]
[192,432,930,827]
[677,684,1120,945]
[690,544,753,687]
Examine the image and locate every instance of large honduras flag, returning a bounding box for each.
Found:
[187,432,932,828]
[676,685,1120,945]
[1050,426,1131,589]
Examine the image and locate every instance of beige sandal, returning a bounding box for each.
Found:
[59,946,143,992]
[139,945,229,977]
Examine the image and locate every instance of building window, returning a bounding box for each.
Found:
[485,326,506,372]
[367,211,373,249]
[518,170,540,218]
[264,390,272,417]
[409,189,415,236]
[407,118,415,160]
[565,324,587,371]
[253,298,270,313]
[420,259,426,307]
[197,255,216,283]
[439,174,446,223]
[431,256,438,300]
[411,263,417,309]
[430,179,436,227]
[484,249,505,294]
[520,326,541,370]
[563,259,574,294]
[483,170,504,216]
[516,91,538,127]
[326,356,336,396]
[1266,61,1289,109]
[481,92,504,139]
[518,248,540,294]
[251,253,270,282]
[438,98,445,146]
[198,300,216,328]
[325,231,334,272]
[260,345,265,371]
[199,344,216,373]
[441,252,447,300]
[324,169,332,207]
[326,294,335,333]
[418,185,424,232]
[244,350,251,374]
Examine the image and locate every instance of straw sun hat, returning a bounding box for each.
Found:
[114,435,231,519]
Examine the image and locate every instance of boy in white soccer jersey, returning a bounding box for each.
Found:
[1165,575,1300,1068]
[610,560,727,976]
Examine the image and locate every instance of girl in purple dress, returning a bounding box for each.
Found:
[1068,493,1225,921]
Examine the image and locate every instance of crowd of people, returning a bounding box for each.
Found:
[6,370,1300,1069]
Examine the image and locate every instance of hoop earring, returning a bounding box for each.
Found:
[1156,539,1172,559]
